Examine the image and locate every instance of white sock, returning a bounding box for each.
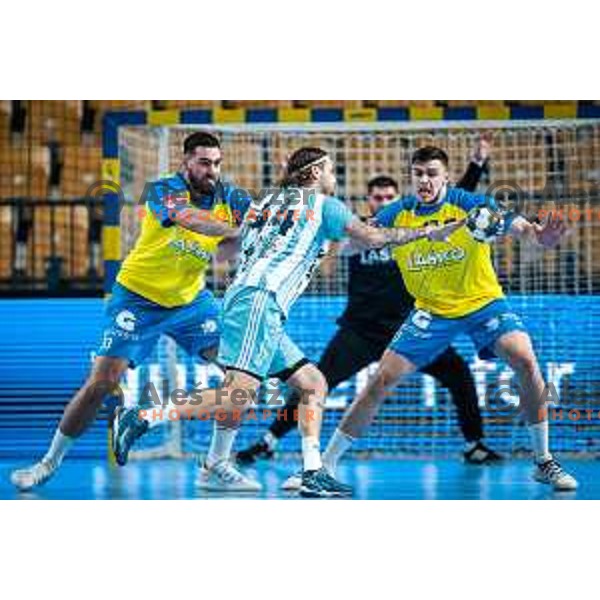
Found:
[263,431,278,451]
[206,425,238,467]
[302,436,322,471]
[528,421,552,463]
[43,429,73,466]
[323,429,355,472]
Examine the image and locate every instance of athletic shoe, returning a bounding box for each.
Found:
[281,470,302,491]
[532,458,578,491]
[281,465,343,492]
[196,460,262,492]
[236,441,274,466]
[299,468,353,498]
[11,459,58,492]
[464,441,504,465]
[112,406,149,466]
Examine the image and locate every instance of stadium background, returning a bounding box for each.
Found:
[0,100,599,461]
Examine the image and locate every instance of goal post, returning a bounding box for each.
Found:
[102,108,600,459]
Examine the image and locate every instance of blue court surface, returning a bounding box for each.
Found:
[1,457,597,500]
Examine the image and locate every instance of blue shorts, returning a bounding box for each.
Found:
[217,286,306,380]
[388,298,527,368]
[97,283,221,368]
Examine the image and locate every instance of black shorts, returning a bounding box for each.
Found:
[318,325,391,390]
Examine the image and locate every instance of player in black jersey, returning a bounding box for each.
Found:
[237,136,502,466]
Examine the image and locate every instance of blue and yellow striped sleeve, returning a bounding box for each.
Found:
[223,183,252,225]
[145,176,190,227]
[374,199,407,228]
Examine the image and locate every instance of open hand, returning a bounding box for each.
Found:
[471,132,493,164]
[533,214,568,248]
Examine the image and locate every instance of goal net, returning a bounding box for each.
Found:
[116,119,600,458]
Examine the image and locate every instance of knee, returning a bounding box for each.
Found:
[90,362,124,385]
[295,368,328,404]
[309,369,328,397]
[287,363,327,394]
[371,363,400,391]
[221,371,260,410]
[86,358,127,398]
[380,351,414,387]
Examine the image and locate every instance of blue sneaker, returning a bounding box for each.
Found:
[112,406,149,466]
[299,467,353,498]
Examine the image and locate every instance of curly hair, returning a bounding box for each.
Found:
[279,147,329,187]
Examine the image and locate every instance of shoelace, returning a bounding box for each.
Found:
[120,411,146,441]
[541,460,564,479]
[314,469,346,490]
[212,461,246,483]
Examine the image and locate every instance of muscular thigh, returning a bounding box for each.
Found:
[166,289,221,361]
[96,283,165,368]
[218,287,286,380]
[387,308,460,369]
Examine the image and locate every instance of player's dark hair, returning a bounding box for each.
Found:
[280,147,329,187]
[367,175,399,193]
[183,131,221,154]
[411,146,449,167]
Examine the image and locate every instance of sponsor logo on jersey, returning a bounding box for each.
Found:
[201,319,218,334]
[116,310,137,332]
[169,239,213,262]
[405,247,466,271]
[359,247,393,265]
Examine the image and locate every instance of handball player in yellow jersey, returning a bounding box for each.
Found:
[322,146,578,492]
[11,131,258,492]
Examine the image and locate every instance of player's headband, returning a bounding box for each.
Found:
[288,155,329,176]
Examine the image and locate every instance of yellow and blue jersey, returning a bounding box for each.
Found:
[375,187,512,318]
[117,173,250,308]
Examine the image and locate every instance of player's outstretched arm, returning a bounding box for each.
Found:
[345,218,465,250]
[171,206,240,238]
[508,213,568,249]
[456,133,492,192]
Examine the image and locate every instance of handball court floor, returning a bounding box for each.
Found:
[1,457,598,500]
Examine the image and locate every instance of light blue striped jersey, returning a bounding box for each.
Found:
[231,188,355,316]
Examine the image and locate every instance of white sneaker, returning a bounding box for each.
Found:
[195,460,262,492]
[533,458,578,491]
[281,470,302,491]
[11,459,57,491]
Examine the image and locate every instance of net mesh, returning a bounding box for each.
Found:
[117,120,600,457]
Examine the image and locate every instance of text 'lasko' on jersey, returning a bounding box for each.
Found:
[375,187,510,318]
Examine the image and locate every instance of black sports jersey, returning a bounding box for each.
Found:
[337,243,413,340]
[336,160,485,342]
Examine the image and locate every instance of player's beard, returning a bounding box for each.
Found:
[188,174,218,197]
